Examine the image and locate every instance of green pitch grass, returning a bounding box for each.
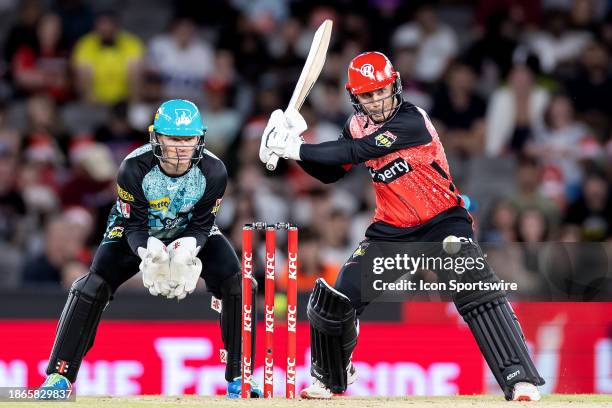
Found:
[1,395,610,407]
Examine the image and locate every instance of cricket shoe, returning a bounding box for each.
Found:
[512,382,541,401]
[38,373,72,399]
[300,362,357,399]
[226,376,263,398]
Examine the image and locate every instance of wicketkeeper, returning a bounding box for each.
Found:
[39,99,263,398]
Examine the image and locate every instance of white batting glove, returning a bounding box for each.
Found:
[137,237,171,297]
[260,108,307,163]
[284,106,307,133]
[167,237,202,300]
[260,109,285,163]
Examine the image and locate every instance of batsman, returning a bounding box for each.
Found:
[39,99,263,398]
[259,52,545,401]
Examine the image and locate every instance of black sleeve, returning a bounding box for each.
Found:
[296,121,352,183]
[300,106,433,165]
[117,159,150,255]
[181,159,228,248]
[296,161,349,184]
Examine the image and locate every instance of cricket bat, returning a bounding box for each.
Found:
[266,19,333,171]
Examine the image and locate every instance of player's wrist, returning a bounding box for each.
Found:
[286,137,304,161]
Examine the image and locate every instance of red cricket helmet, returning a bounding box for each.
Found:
[345,51,402,122]
[346,51,399,94]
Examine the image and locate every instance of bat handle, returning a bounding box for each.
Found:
[266,153,280,171]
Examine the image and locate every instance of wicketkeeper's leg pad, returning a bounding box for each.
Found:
[307,278,357,394]
[46,273,112,382]
[219,273,257,382]
[450,240,545,400]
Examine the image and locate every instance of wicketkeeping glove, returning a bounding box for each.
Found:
[167,237,202,300]
[137,237,171,297]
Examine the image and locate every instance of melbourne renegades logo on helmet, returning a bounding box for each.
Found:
[360,63,375,79]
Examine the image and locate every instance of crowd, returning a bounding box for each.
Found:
[0,0,610,297]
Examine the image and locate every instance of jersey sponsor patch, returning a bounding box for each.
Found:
[117,200,131,218]
[368,158,412,183]
[374,132,397,148]
[211,198,222,215]
[351,241,370,258]
[107,226,124,239]
[117,185,134,202]
[149,197,170,212]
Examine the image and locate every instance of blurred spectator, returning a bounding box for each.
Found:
[201,81,241,158]
[97,102,147,162]
[22,214,89,288]
[526,9,591,74]
[392,4,458,85]
[314,78,350,128]
[0,128,27,288]
[516,208,551,290]
[564,41,612,136]
[0,128,26,247]
[508,155,561,227]
[23,94,66,152]
[147,17,213,104]
[431,60,486,158]
[568,0,602,32]
[54,0,94,49]
[486,207,549,296]
[126,71,164,129]
[485,56,550,156]
[268,17,307,94]
[2,0,42,72]
[320,208,353,265]
[60,143,117,237]
[11,13,71,103]
[72,11,144,105]
[393,46,432,110]
[300,103,341,145]
[277,228,339,293]
[465,11,521,93]
[599,10,612,53]
[231,0,289,24]
[563,169,612,241]
[218,16,271,81]
[528,94,601,200]
[516,207,551,242]
[480,199,518,243]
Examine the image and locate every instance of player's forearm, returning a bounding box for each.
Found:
[126,230,150,255]
[300,139,382,165]
[297,160,348,184]
[180,228,209,248]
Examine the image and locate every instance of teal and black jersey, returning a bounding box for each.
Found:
[105,144,227,255]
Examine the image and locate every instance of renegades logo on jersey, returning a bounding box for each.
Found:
[368,158,412,183]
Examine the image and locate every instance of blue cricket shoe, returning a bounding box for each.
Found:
[227,376,263,398]
[38,373,72,399]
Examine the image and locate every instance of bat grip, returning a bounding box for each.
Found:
[266,153,280,171]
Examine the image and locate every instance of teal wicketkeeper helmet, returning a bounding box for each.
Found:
[148,99,207,166]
